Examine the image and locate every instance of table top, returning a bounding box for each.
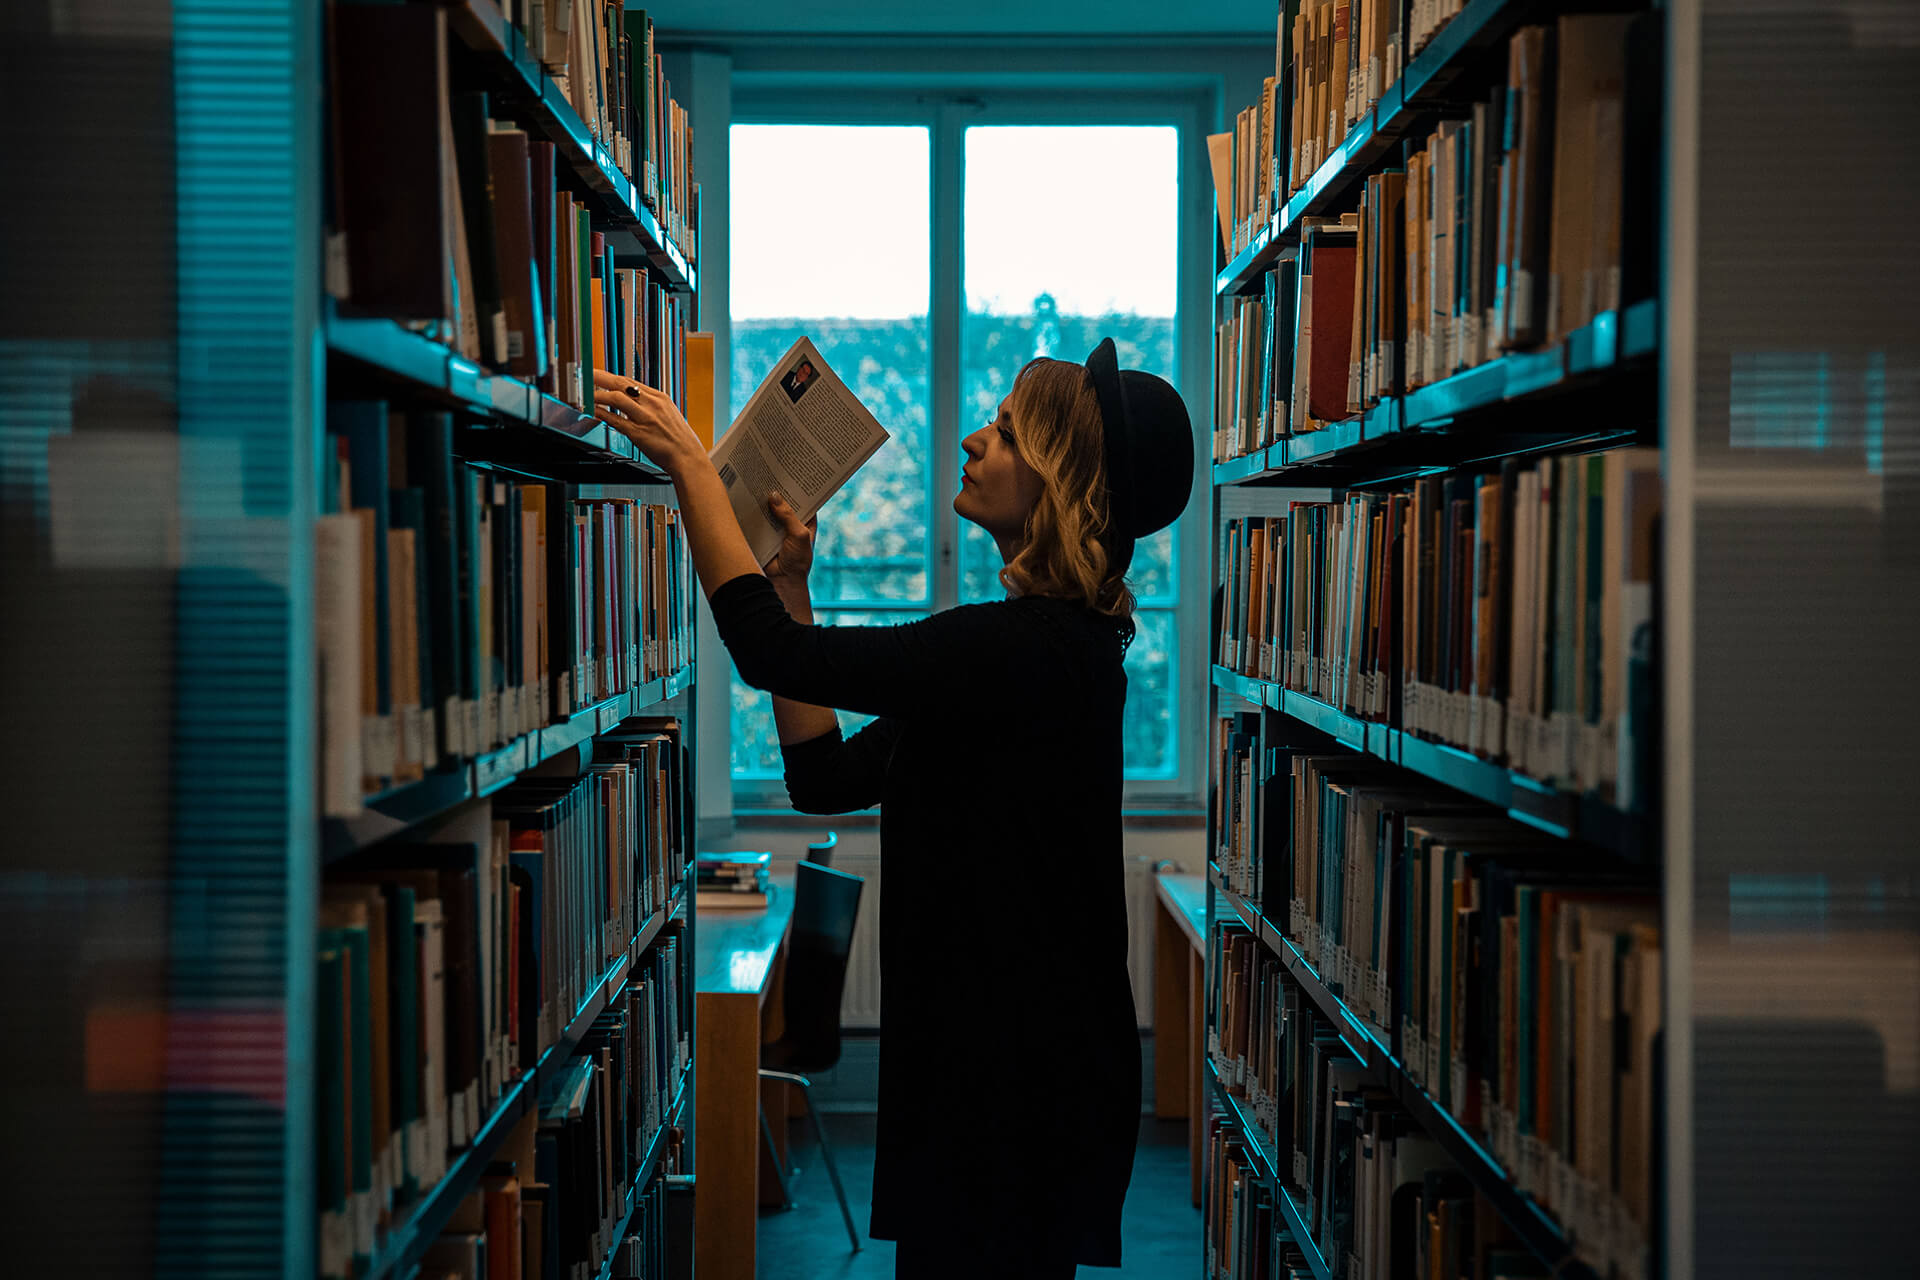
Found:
[1156,871,1208,954]
[693,868,796,1000]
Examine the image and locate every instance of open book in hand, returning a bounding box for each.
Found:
[713,337,891,564]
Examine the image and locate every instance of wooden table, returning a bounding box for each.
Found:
[694,870,797,1280]
[1153,871,1208,1207]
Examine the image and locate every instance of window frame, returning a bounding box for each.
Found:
[726,86,1213,813]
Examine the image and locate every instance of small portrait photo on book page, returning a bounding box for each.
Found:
[780,357,819,403]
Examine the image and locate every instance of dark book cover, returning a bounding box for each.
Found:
[335,4,449,321]
[507,483,525,725]
[449,91,509,370]
[404,413,463,756]
[454,466,484,740]
[1584,455,1608,725]
[529,142,560,396]
[543,482,578,716]
[491,481,512,722]
[1619,13,1662,307]
[486,129,546,381]
[1493,457,1521,709]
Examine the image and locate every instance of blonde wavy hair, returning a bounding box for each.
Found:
[998,357,1136,625]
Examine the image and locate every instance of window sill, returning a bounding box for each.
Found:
[727,808,1203,830]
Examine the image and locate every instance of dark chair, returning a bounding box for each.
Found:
[804,831,838,867]
[758,859,864,1250]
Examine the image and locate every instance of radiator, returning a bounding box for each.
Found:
[828,848,1162,1032]
[831,844,885,1029]
[1124,852,1159,1029]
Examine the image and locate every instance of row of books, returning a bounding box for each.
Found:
[1206,1120,1304,1280]
[505,2,697,257]
[315,736,690,1276]
[1210,758,1660,1276]
[327,6,696,416]
[1213,13,1658,461]
[1212,1071,1561,1280]
[315,403,695,813]
[1215,446,1661,803]
[1212,711,1267,903]
[1286,758,1659,1273]
[1213,0,1412,258]
[413,950,687,1280]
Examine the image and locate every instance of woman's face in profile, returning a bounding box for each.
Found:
[955,394,1042,541]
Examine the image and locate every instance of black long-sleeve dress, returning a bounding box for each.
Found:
[707,572,1142,1268]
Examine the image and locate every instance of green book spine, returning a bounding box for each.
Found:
[384,884,420,1201]
[453,464,483,753]
[1584,454,1606,724]
[317,938,349,1280]
[340,925,375,1267]
[1516,884,1538,1139]
[1436,844,1456,1109]
[576,207,595,415]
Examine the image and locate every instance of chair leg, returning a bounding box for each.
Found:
[758,1102,792,1208]
[797,1082,862,1252]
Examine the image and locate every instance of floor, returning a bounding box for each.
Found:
[753,1112,1200,1280]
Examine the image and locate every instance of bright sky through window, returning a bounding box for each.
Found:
[964,125,1178,317]
[730,124,1178,320]
[730,125,930,320]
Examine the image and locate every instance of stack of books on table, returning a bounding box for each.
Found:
[694,851,771,910]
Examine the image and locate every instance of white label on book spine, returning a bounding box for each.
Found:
[1575,720,1598,791]
[406,1118,429,1192]
[1550,1153,1574,1223]
[398,704,422,769]
[483,689,501,750]
[363,714,397,780]
[1449,1056,1467,1117]
[320,1210,351,1279]
[352,1187,374,1257]
[324,232,351,300]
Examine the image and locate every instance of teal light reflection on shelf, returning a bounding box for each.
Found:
[1729,873,1829,930]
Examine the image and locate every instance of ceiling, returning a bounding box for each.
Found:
[640,0,1276,40]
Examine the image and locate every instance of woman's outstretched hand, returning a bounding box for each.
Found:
[590,371,707,479]
[764,491,817,594]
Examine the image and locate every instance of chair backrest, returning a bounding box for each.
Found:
[804,831,838,867]
[779,860,864,1074]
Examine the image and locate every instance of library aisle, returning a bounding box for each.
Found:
[3,2,1915,1280]
[754,1116,1200,1280]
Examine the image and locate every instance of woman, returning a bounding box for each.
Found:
[591,339,1193,1279]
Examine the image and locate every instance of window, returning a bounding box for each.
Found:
[959,125,1181,779]
[727,103,1200,805]
[729,125,932,780]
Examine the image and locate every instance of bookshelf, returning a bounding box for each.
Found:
[1202,2,1668,1278]
[312,3,705,1279]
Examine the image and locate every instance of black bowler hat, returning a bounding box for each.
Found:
[1084,337,1195,575]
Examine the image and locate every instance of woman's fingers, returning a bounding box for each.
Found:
[767,491,810,539]
[591,368,650,393]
